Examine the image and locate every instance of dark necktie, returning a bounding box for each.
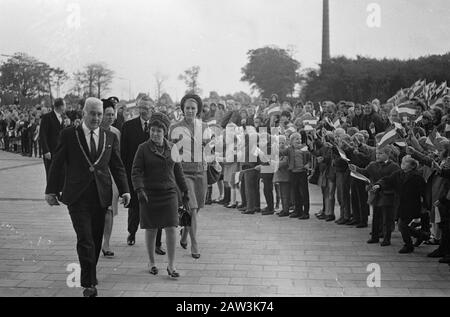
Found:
[90,130,97,162]
[144,121,148,133]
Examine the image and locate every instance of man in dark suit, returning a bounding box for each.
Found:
[39,98,66,178]
[120,96,165,254]
[45,98,131,297]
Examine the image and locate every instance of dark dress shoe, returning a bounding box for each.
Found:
[155,247,166,255]
[83,287,98,297]
[317,214,327,220]
[102,249,115,257]
[438,256,450,264]
[167,267,180,278]
[347,219,358,225]
[325,215,336,222]
[427,249,444,258]
[289,212,300,218]
[242,210,255,215]
[192,253,201,259]
[255,208,261,213]
[180,240,188,249]
[399,245,414,254]
[226,203,238,209]
[380,241,391,246]
[278,211,290,217]
[298,215,310,220]
[367,238,379,244]
[262,209,275,215]
[336,218,348,225]
[356,223,368,228]
[127,234,135,246]
[149,266,159,275]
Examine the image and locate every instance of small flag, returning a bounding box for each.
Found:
[303,119,318,128]
[435,81,448,98]
[378,126,401,149]
[267,105,281,116]
[337,147,350,161]
[397,101,418,121]
[351,171,371,184]
[333,118,341,129]
[426,129,441,148]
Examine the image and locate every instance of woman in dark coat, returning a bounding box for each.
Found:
[132,112,189,278]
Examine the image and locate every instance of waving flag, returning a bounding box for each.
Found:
[267,105,281,116]
[378,125,402,149]
[426,129,442,149]
[409,79,426,99]
[435,81,448,98]
[337,147,350,161]
[397,101,419,122]
[351,171,371,184]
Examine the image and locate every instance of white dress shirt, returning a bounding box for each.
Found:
[140,117,149,132]
[82,122,99,152]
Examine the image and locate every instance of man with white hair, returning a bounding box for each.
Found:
[45,97,131,297]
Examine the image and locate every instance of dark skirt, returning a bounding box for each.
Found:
[139,188,179,229]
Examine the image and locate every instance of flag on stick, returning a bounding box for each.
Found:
[351,171,371,184]
[378,125,402,149]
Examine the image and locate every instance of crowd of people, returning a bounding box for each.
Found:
[2,88,450,297]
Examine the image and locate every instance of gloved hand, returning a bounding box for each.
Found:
[182,191,190,206]
[137,189,148,204]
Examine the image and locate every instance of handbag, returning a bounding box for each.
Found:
[178,202,192,227]
[207,159,222,185]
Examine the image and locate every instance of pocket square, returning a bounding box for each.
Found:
[107,144,112,148]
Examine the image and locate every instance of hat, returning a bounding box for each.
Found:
[108,96,119,103]
[180,94,203,115]
[101,98,115,111]
[149,112,171,134]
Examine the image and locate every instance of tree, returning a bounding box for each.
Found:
[0,53,46,101]
[241,46,301,99]
[0,52,68,106]
[73,63,114,98]
[178,65,201,95]
[302,53,450,103]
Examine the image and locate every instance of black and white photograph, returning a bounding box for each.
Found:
[1,0,450,300]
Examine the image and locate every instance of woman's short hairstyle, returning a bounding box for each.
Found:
[180,94,203,115]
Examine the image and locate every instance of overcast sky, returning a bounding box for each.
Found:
[1,0,449,101]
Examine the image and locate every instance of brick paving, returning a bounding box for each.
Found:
[0,150,449,297]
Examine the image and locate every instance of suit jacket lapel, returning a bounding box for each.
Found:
[76,125,92,163]
[136,117,149,142]
[51,111,62,129]
[97,128,105,161]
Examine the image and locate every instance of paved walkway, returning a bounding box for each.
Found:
[0,150,449,297]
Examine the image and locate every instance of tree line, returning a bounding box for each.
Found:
[2,49,450,108]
